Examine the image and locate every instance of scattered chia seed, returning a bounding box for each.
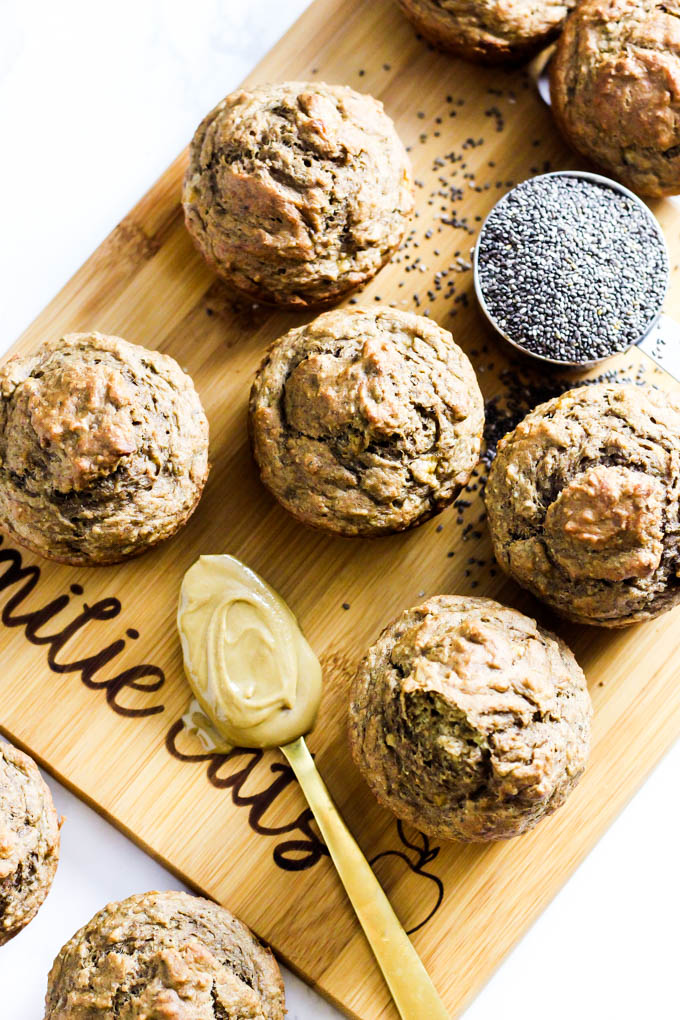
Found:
[476,175,668,364]
[342,602,350,611]
[481,359,649,472]
[336,63,673,584]
[445,359,649,544]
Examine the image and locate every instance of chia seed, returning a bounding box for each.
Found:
[481,359,649,471]
[475,175,668,364]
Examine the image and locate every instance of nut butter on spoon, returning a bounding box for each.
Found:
[177,554,450,1020]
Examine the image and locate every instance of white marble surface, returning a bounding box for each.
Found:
[0,2,678,1017]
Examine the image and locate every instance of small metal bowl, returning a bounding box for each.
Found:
[472,170,676,376]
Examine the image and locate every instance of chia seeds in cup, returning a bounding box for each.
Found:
[474,173,669,365]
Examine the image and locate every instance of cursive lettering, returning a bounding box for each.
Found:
[0,537,164,716]
[166,718,328,870]
[0,536,444,930]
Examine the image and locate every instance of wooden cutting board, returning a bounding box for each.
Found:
[2,0,680,1016]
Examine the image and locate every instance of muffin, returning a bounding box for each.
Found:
[182,81,414,308]
[349,596,591,842]
[249,308,484,536]
[1,740,60,944]
[0,332,209,565]
[44,890,285,1019]
[485,383,680,626]
[551,0,680,197]
[398,0,576,64]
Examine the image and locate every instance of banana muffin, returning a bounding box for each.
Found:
[551,0,680,197]
[45,890,285,1019]
[348,595,591,842]
[1,739,60,945]
[0,332,209,565]
[486,383,680,626]
[182,81,414,308]
[398,0,576,64]
[249,307,484,536]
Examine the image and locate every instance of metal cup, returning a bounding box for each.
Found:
[472,170,680,382]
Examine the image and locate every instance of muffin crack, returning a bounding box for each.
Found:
[0,332,209,565]
[487,383,680,624]
[249,308,483,535]
[182,81,413,307]
[349,596,591,841]
[0,740,59,945]
[551,0,680,195]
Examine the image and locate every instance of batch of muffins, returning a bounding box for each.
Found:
[2,1,680,1016]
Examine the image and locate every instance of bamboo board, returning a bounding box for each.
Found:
[1,1,680,1016]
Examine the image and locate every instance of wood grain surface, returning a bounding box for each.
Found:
[1,1,680,1016]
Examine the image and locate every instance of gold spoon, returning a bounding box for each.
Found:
[178,554,450,1020]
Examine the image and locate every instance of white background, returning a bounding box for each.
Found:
[0,2,678,1017]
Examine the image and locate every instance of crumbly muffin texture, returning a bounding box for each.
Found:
[551,0,680,197]
[45,890,285,1020]
[183,81,414,308]
[398,0,575,64]
[349,596,591,841]
[249,308,484,536]
[0,740,60,945]
[0,332,209,565]
[485,383,680,626]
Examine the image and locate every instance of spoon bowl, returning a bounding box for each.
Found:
[178,554,450,1020]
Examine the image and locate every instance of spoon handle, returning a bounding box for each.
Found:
[637,313,680,385]
[281,737,450,1020]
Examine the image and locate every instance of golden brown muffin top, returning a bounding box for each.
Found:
[249,307,484,535]
[1,740,60,945]
[551,0,680,196]
[183,81,413,307]
[45,890,285,1020]
[0,332,209,564]
[349,595,591,841]
[485,382,680,625]
[399,0,575,62]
